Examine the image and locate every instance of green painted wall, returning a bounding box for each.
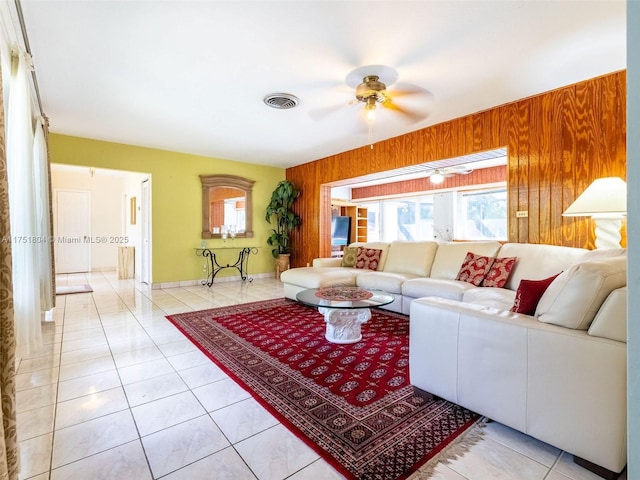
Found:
[49,134,285,284]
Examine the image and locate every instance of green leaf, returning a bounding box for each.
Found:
[264,180,301,258]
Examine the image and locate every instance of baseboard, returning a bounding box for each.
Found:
[151,272,275,290]
[573,456,624,480]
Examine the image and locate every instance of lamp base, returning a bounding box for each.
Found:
[592,216,623,249]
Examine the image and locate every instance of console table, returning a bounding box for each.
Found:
[195,246,258,287]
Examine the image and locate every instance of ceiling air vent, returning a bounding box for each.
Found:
[263,93,300,110]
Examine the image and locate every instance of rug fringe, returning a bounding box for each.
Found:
[410,417,489,479]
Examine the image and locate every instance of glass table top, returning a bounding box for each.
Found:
[296,287,394,309]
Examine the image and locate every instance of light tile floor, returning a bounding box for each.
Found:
[16,272,625,480]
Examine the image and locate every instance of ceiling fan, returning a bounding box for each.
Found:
[353,73,429,124]
[426,166,474,184]
[310,65,433,129]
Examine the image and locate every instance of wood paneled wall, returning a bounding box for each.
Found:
[286,71,627,267]
[351,165,506,200]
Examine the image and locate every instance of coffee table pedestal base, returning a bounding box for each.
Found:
[319,307,371,344]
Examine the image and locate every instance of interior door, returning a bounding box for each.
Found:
[140,178,151,284]
[55,189,91,273]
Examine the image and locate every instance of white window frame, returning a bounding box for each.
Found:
[358,181,507,243]
[455,186,508,241]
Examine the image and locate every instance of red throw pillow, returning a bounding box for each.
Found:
[455,252,495,286]
[482,257,517,288]
[511,273,561,315]
[355,247,383,271]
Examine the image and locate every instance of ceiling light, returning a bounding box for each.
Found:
[430,170,444,184]
[366,104,376,121]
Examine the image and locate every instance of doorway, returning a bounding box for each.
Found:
[54,189,91,273]
[50,164,151,280]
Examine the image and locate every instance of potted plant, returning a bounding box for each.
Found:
[265,180,301,278]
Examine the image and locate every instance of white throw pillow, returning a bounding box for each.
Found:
[535,257,627,330]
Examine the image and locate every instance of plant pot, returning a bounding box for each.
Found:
[275,254,290,280]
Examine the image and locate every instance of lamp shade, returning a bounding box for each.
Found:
[562,177,627,217]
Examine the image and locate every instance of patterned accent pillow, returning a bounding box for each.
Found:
[482,256,517,288]
[355,247,383,271]
[511,273,560,315]
[340,246,358,267]
[455,252,495,286]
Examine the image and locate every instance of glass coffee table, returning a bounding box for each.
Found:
[296,287,395,344]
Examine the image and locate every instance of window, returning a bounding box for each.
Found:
[456,188,507,240]
[393,197,434,241]
[359,184,507,243]
[363,195,435,242]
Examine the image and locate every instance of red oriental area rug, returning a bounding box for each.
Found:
[167,298,481,480]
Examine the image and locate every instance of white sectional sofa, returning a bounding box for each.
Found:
[280,240,627,478]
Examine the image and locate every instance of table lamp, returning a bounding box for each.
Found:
[562,177,627,249]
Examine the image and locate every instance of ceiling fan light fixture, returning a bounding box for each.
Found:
[430,170,445,184]
[364,97,377,121]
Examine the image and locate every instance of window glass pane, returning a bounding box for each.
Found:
[397,200,415,240]
[395,197,435,241]
[381,201,398,241]
[367,203,380,241]
[362,196,434,242]
[418,197,434,240]
[456,188,507,240]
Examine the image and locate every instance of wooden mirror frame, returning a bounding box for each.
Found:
[201,174,255,239]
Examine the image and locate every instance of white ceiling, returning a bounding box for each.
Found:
[20,1,626,169]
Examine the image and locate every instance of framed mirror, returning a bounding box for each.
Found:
[201,174,255,239]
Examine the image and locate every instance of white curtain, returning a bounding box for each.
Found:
[6,49,41,358]
[33,117,53,311]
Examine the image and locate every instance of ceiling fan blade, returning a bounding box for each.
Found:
[388,82,434,100]
[382,100,429,124]
[444,166,474,175]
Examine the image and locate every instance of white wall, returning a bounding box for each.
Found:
[331,186,351,201]
[51,165,146,273]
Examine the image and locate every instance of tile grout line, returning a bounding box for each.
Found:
[46,273,67,480]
